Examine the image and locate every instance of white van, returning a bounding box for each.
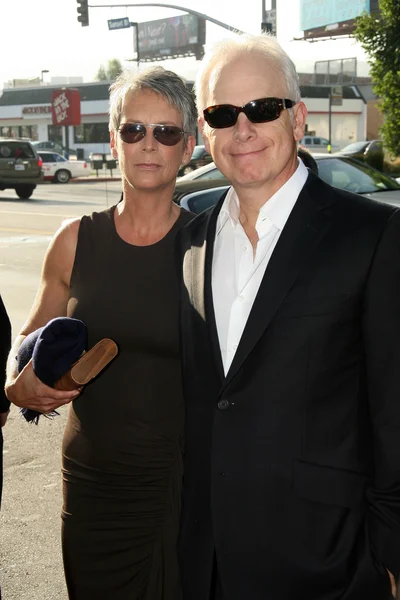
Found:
[300,136,339,154]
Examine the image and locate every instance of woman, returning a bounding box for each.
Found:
[5,66,197,599]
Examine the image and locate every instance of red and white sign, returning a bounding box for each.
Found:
[51,88,81,126]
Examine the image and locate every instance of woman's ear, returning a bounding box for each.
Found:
[182,135,196,165]
[110,130,118,158]
[198,117,211,154]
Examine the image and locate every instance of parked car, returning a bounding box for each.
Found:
[176,160,226,183]
[177,148,318,183]
[38,151,88,183]
[300,135,339,154]
[314,154,400,205]
[335,139,384,171]
[175,155,400,214]
[31,140,78,160]
[0,137,43,199]
[178,144,213,177]
[174,151,319,209]
[174,176,229,207]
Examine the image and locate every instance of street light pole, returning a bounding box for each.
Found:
[130,22,140,69]
[90,3,249,34]
[328,88,332,152]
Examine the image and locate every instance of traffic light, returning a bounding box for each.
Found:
[261,22,272,33]
[77,0,89,27]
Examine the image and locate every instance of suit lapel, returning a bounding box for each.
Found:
[183,194,227,382]
[222,176,335,391]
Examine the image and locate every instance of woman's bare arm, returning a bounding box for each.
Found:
[5,218,83,412]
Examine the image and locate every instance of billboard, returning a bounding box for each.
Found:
[300,0,379,39]
[137,14,206,61]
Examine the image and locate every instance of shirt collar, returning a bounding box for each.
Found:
[216,158,308,236]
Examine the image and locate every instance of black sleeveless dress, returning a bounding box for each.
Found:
[62,205,193,600]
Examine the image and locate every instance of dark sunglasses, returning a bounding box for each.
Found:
[118,122,187,146]
[203,97,295,129]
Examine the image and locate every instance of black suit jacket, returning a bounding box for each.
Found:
[0,295,11,507]
[178,173,400,600]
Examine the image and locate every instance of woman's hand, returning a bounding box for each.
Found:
[5,360,80,414]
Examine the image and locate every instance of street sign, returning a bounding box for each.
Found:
[108,17,131,31]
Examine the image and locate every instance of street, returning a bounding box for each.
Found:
[0,181,122,599]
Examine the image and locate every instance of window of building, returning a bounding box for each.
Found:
[0,125,38,140]
[73,123,109,144]
[48,125,63,144]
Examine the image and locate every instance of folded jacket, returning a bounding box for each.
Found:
[17,317,88,386]
[17,317,88,423]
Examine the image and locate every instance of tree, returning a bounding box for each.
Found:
[106,59,123,81]
[95,65,107,81]
[354,0,400,156]
[94,59,123,82]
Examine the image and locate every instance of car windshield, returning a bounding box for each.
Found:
[317,158,400,194]
[341,142,369,153]
[178,162,217,181]
[195,167,224,181]
[191,145,205,159]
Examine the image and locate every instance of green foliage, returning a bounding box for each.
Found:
[95,65,107,81]
[354,0,400,156]
[95,59,123,82]
[106,59,123,81]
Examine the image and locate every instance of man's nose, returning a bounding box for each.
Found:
[233,112,256,141]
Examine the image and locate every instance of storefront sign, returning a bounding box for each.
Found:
[51,89,81,126]
[22,106,52,116]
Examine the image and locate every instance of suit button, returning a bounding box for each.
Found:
[217,399,230,410]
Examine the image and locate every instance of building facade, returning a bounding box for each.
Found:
[0,81,371,158]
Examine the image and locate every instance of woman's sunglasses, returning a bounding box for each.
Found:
[203,97,295,129]
[118,122,187,146]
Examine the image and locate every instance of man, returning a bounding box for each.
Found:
[178,34,400,600]
[0,294,11,508]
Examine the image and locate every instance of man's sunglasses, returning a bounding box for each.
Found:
[203,97,295,129]
[118,122,187,146]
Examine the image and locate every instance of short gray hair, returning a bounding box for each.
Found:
[194,33,301,115]
[109,66,197,136]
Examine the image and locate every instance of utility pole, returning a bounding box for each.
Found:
[130,22,140,69]
[328,88,332,152]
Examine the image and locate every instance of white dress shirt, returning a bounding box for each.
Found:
[212,160,309,374]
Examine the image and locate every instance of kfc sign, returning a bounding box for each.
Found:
[51,89,81,126]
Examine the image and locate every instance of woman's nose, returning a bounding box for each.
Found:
[142,127,158,150]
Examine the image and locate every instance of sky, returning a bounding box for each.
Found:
[1,0,371,89]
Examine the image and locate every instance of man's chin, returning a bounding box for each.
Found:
[232,174,267,189]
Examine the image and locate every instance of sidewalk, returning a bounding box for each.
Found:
[71,166,122,183]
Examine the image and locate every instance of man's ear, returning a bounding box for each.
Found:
[110,130,118,158]
[293,101,308,142]
[198,116,211,154]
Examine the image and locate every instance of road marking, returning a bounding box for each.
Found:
[0,210,78,218]
[0,227,54,235]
